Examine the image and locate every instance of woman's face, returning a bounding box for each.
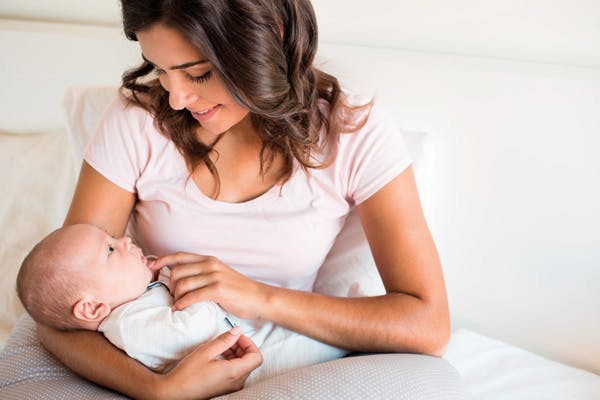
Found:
[136,23,250,138]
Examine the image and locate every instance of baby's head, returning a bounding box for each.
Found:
[17,224,154,331]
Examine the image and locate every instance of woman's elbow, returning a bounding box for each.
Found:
[425,328,450,357]
[421,303,451,357]
[401,298,450,357]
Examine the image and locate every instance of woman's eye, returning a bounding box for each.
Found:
[188,70,212,84]
[153,67,165,76]
[108,245,115,254]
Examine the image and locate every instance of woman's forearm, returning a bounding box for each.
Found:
[36,323,164,399]
[263,288,449,356]
[259,170,453,355]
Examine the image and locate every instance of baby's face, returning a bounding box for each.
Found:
[62,224,154,306]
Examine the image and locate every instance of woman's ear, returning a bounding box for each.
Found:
[72,298,111,323]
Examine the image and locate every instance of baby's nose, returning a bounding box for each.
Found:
[119,236,133,249]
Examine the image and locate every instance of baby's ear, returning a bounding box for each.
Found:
[73,298,111,323]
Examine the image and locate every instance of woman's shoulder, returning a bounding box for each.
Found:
[102,93,154,126]
[331,90,412,204]
[97,93,168,148]
[335,89,396,132]
[86,92,169,171]
[335,89,398,143]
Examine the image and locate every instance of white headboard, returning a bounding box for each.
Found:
[1,18,599,374]
[0,19,137,133]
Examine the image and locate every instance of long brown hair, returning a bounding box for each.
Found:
[120,0,371,197]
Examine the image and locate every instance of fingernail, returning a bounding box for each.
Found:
[229,326,241,335]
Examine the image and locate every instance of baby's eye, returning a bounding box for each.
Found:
[108,245,115,254]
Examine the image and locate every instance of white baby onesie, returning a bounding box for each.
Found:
[99,267,347,382]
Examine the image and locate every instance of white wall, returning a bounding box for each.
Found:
[1,0,599,67]
[319,45,600,373]
[0,0,121,25]
[315,0,600,67]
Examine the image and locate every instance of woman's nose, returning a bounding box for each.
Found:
[169,78,199,110]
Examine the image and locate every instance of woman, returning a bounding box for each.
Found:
[37,0,450,398]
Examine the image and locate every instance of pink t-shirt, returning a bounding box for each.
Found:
[85,95,411,291]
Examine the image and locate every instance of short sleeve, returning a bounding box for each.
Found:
[340,104,413,205]
[83,97,152,193]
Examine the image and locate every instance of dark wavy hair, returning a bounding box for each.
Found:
[120,0,371,197]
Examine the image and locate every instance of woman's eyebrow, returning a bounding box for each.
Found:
[141,54,209,70]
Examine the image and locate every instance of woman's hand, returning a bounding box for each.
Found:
[158,326,263,400]
[151,253,272,319]
[37,323,261,400]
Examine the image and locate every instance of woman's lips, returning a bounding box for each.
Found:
[191,105,221,122]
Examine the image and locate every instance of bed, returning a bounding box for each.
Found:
[1,18,599,399]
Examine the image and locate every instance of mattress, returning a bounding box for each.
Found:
[444,329,600,399]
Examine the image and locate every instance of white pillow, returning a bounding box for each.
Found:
[0,130,76,347]
[63,85,122,175]
[313,129,433,297]
[62,85,434,299]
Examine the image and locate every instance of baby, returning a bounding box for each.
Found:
[17,224,347,380]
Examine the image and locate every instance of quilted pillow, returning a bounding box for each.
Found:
[0,314,126,399]
[0,314,467,399]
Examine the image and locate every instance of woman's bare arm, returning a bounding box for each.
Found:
[37,162,261,399]
[265,166,450,354]
[38,323,260,399]
[159,166,450,355]
[37,325,163,398]
[63,161,136,236]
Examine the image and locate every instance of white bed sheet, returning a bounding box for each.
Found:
[444,329,600,399]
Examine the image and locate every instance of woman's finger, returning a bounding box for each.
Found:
[152,251,210,270]
[221,347,236,360]
[172,284,219,310]
[222,335,263,371]
[171,272,217,301]
[235,334,260,355]
[195,326,242,360]
[168,258,221,281]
